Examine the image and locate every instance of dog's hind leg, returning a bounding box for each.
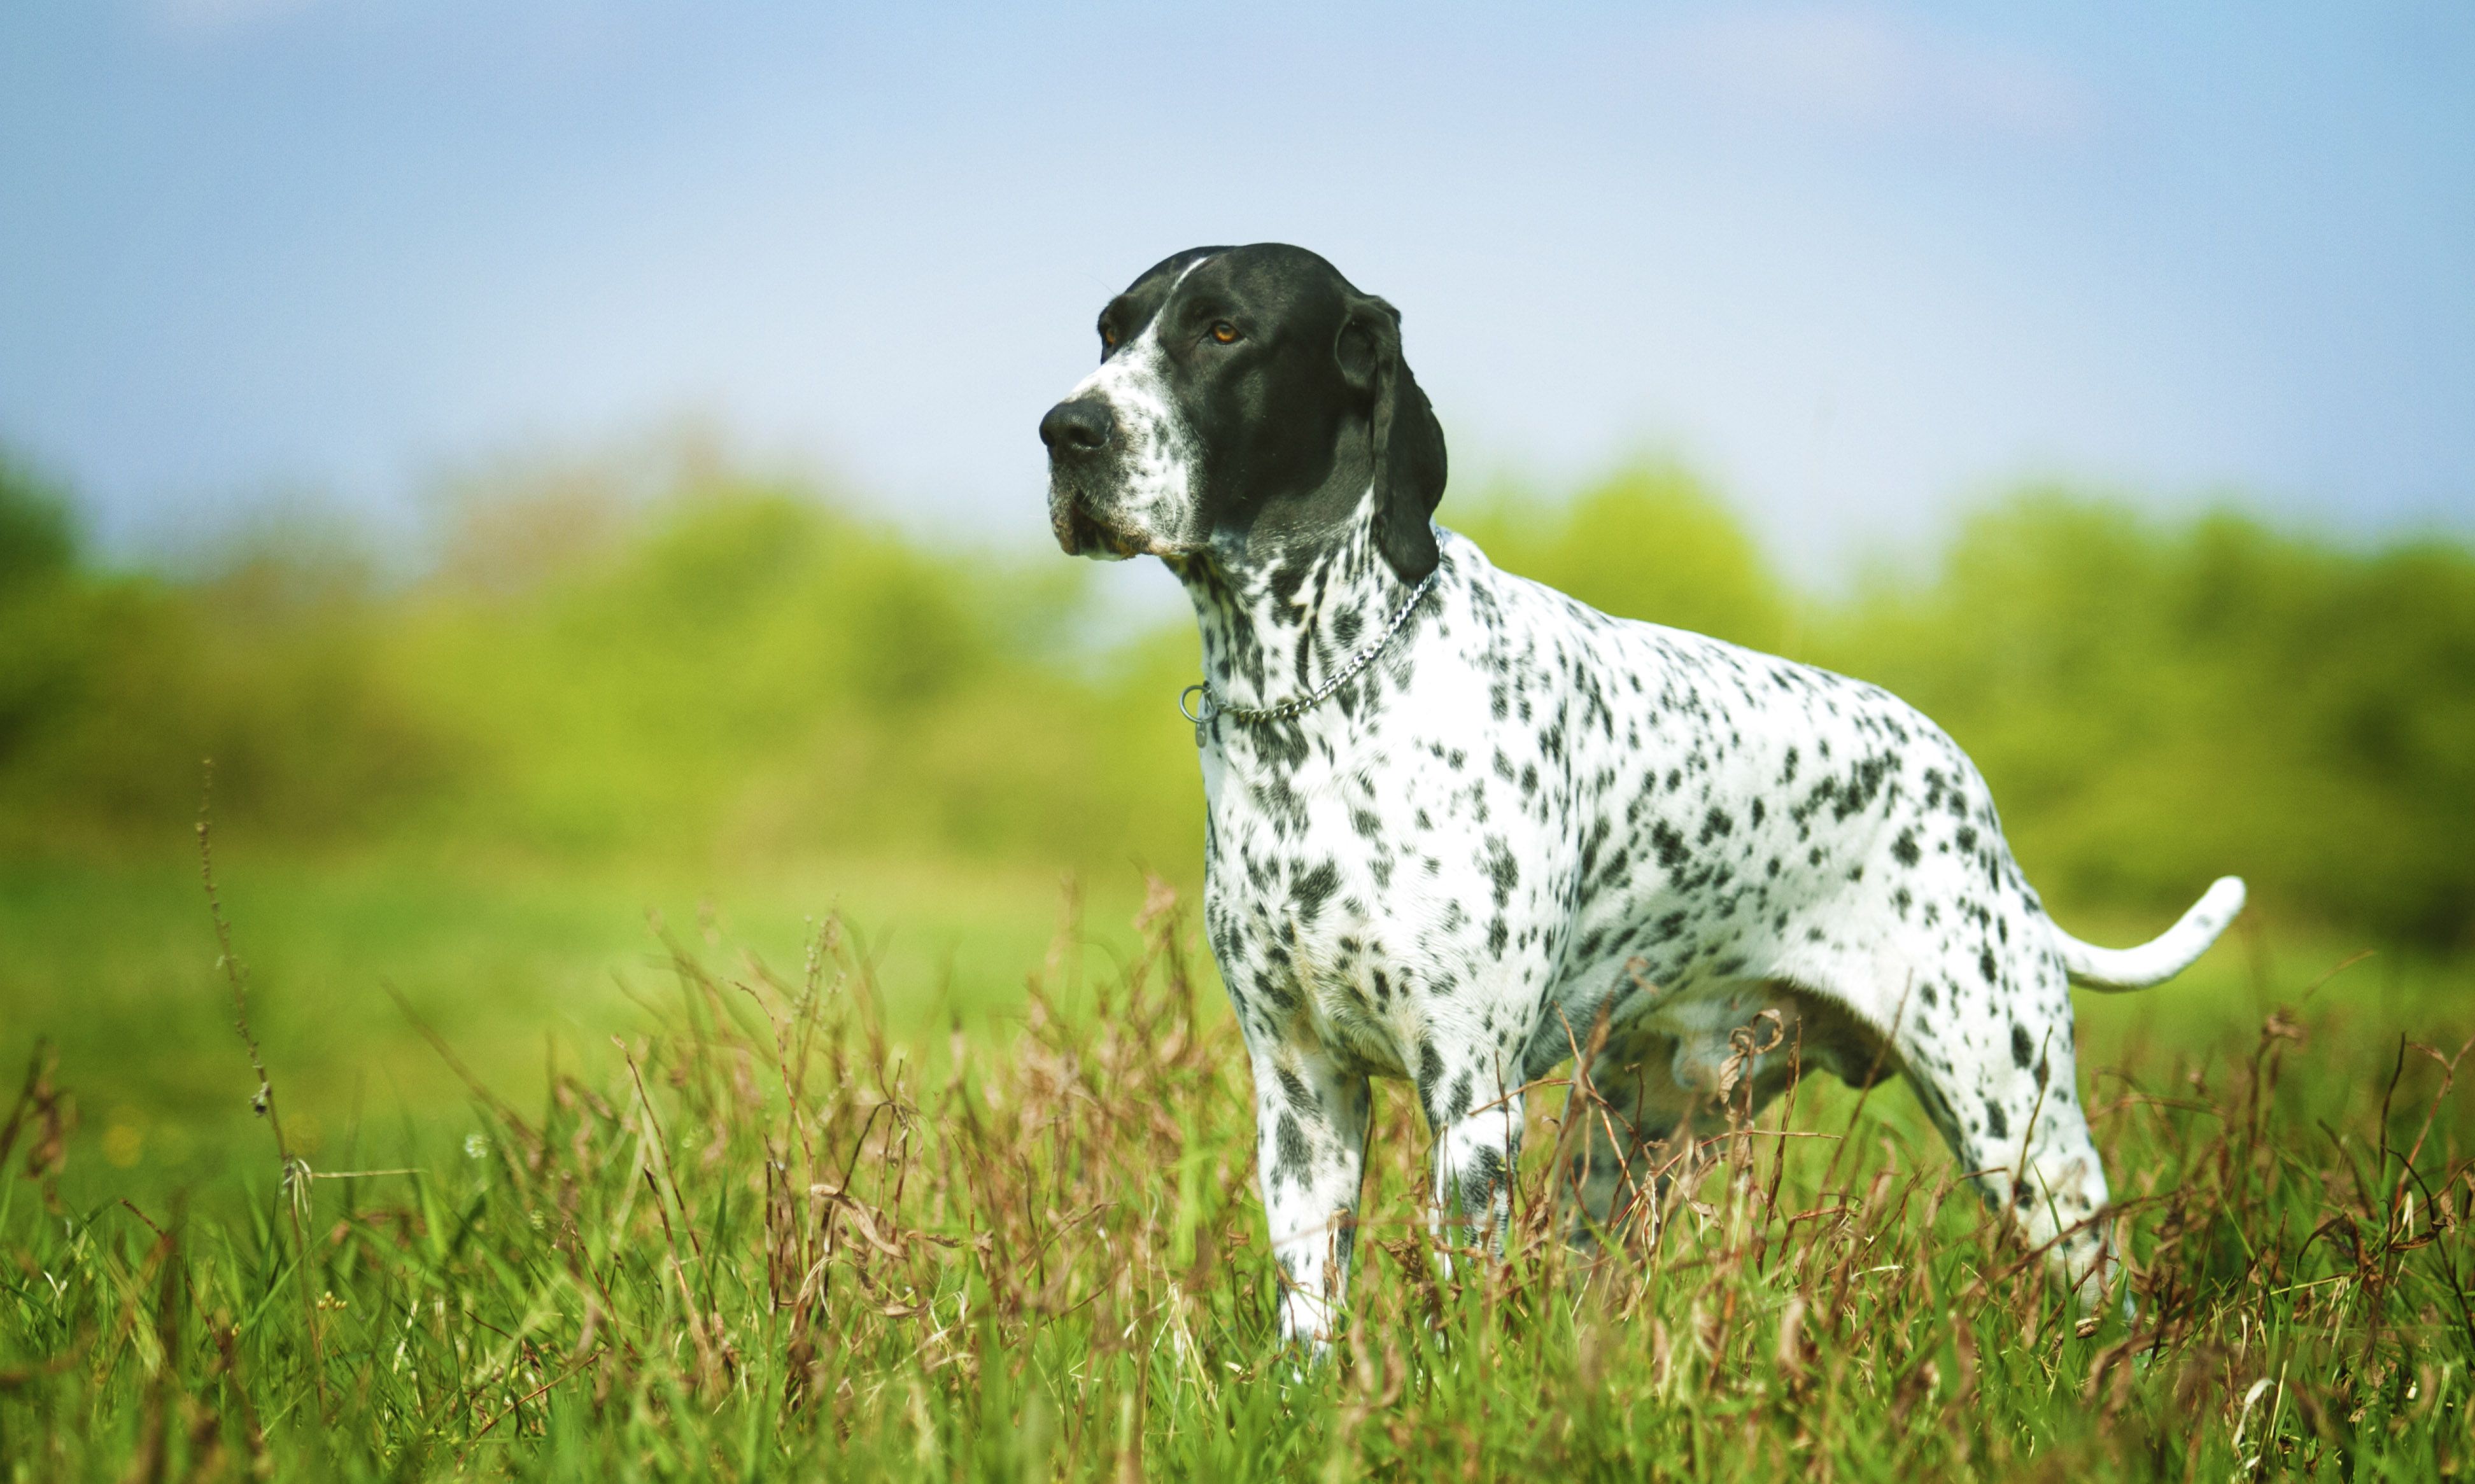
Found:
[1895,998,2120,1311]
[2006,1101,2119,1311]
[1248,1046,1372,1349]
[1560,986,1842,1250]
[1560,1027,1705,1248]
[1416,1042,1524,1264]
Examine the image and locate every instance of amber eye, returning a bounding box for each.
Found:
[1100,326,1118,349]
[1209,321,1239,344]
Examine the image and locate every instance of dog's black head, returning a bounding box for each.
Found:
[1039,243,1448,584]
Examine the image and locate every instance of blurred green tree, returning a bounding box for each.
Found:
[1,444,2465,949]
[1814,494,2475,947]
[1456,462,1791,652]
[0,449,77,587]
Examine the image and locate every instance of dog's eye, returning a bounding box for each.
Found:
[1100,327,1118,350]
[1209,321,1240,344]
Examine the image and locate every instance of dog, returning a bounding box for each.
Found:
[1039,243,2245,1347]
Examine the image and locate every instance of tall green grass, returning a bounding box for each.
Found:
[0,883,2467,1479]
[0,849,1160,1184]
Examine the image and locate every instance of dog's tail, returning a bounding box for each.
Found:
[2052,876,2247,992]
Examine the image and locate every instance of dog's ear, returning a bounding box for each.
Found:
[1338,293,1447,585]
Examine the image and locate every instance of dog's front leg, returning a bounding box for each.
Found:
[1247,1046,1371,1351]
[1422,1048,1523,1266]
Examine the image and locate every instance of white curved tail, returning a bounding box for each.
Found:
[2054,876,2247,992]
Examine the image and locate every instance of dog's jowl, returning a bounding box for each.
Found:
[1040,244,2246,1348]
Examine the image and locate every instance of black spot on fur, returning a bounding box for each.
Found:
[1460,1145,1507,1202]
[1290,860,1341,924]
[1275,1113,1309,1175]
[1484,837,1520,907]
[1649,820,1691,871]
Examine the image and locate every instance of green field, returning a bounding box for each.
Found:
[4,448,2473,1476]
[1,850,2471,1479]
[0,851,1170,1197]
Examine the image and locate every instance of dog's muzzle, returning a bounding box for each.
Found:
[1040,396,1144,558]
[1050,497,1146,559]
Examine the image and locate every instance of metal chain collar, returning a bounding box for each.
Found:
[1180,566,1441,745]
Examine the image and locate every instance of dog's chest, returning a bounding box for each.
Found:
[1195,676,1582,1074]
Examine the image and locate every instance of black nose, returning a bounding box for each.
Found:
[1040,398,1113,456]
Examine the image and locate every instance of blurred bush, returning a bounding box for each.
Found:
[3,443,2467,949]
[395,471,1201,867]
[1803,494,2475,946]
[0,455,448,850]
[0,447,1207,875]
[1455,462,1791,654]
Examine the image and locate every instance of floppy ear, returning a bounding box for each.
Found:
[1339,295,1448,584]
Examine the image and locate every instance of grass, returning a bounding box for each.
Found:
[0,848,1164,1201]
[1,851,2472,1480]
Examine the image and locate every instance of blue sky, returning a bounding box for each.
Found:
[2,2,2469,580]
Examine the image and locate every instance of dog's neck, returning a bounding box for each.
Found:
[1169,499,1428,714]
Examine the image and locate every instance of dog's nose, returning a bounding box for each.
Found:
[1040,398,1114,456]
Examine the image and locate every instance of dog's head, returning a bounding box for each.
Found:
[1039,244,1448,584]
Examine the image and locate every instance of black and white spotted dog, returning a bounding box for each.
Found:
[1039,243,2245,1347]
